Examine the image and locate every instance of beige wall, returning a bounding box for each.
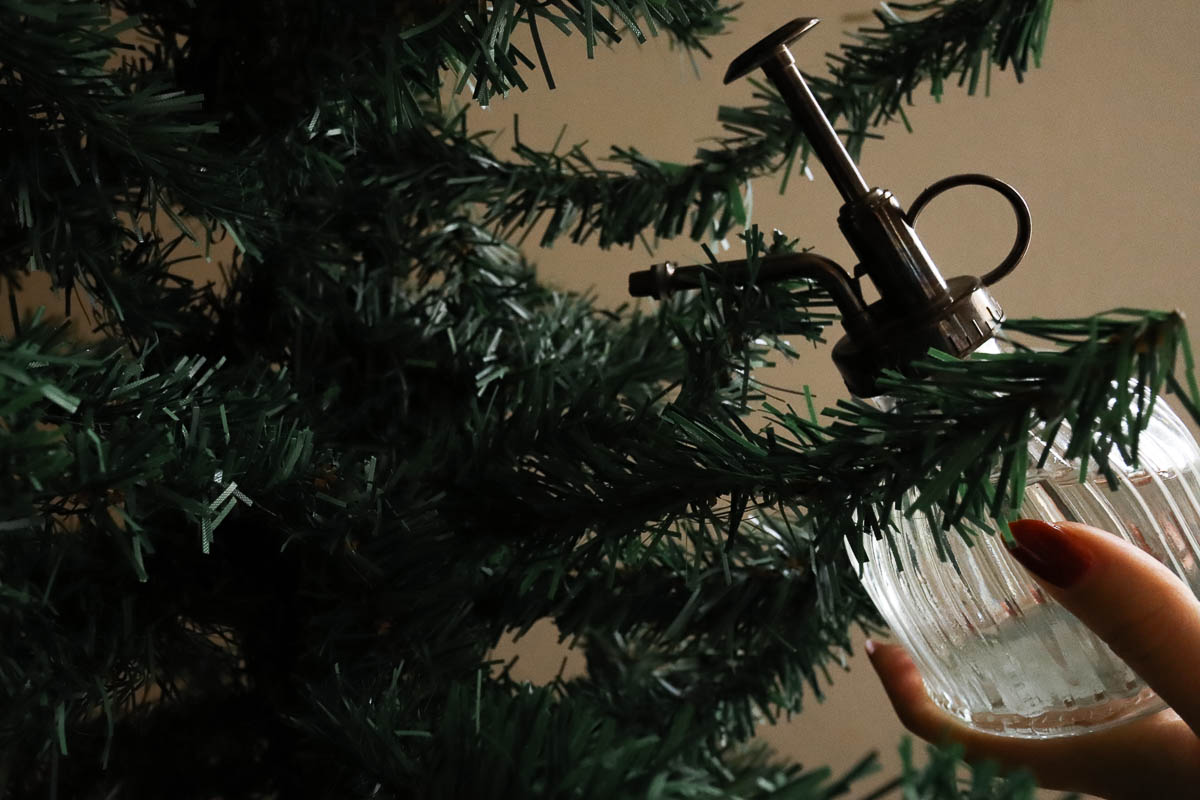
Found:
[484,1,1199,796]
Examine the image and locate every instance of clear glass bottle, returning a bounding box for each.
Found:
[853,361,1200,738]
[709,11,1200,740]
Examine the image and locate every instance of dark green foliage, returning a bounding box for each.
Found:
[297,674,881,799]
[891,739,1051,800]
[0,0,1155,798]
[815,0,1055,157]
[0,1,257,297]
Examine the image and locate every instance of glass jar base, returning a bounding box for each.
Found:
[937,686,1166,739]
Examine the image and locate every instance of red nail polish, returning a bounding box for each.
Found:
[1006,519,1094,588]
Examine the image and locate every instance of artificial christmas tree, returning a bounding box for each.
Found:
[1,0,1195,797]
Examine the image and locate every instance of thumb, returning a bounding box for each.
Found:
[1007,518,1200,735]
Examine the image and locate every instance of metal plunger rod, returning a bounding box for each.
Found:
[762,50,869,204]
[725,18,952,310]
[723,17,870,204]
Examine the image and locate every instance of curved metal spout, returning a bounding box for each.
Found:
[628,252,869,335]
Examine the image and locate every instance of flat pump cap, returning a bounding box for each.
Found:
[724,18,820,84]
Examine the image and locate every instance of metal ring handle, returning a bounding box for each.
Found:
[904,173,1032,287]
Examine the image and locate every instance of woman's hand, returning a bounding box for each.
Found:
[866,519,1200,800]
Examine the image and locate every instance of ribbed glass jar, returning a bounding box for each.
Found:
[854,396,1200,738]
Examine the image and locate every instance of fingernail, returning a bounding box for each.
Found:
[1006,519,1094,588]
[864,638,876,656]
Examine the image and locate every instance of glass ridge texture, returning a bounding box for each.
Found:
[854,383,1200,738]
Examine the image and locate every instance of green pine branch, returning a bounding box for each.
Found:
[394,0,1059,249]
[297,673,1041,800]
[294,675,881,800]
[205,0,1057,261]
[0,309,316,766]
[2,214,1148,799]
[0,1,1134,797]
[808,0,1055,161]
[422,303,1194,622]
[402,0,737,105]
[0,1,261,291]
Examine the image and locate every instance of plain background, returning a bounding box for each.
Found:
[7,1,1197,797]
[480,1,1199,797]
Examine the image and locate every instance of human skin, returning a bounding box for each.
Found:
[866,520,1200,800]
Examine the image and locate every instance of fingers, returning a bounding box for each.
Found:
[864,640,955,742]
[866,639,1200,799]
[1007,519,1200,736]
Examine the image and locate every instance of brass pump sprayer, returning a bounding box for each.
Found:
[627,18,1033,396]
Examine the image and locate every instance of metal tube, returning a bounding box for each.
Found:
[628,253,870,338]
